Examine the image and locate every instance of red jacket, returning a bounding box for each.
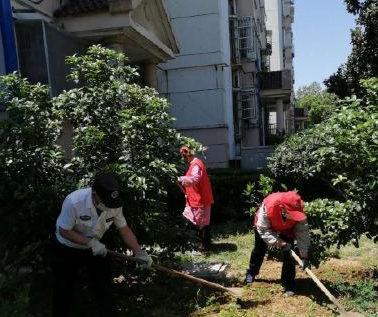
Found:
[255,192,306,238]
[185,158,214,207]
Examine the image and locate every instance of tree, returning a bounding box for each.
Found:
[268,78,378,262]
[0,74,67,257]
[0,45,203,314]
[325,1,378,98]
[53,45,202,251]
[0,74,68,314]
[296,82,338,124]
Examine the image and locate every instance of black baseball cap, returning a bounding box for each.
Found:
[92,173,123,208]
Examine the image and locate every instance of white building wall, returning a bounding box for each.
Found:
[219,0,235,160]
[158,0,235,167]
[265,0,283,71]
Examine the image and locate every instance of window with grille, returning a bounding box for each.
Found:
[241,89,258,125]
[229,18,240,64]
[238,17,255,60]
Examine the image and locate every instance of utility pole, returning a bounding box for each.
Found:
[0,0,18,73]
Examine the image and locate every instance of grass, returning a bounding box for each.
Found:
[176,221,378,317]
[28,220,378,317]
[337,236,378,267]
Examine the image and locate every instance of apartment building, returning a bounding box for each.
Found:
[229,0,270,169]
[240,0,295,168]
[261,0,295,139]
[157,0,269,168]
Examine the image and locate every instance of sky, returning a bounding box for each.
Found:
[293,0,356,91]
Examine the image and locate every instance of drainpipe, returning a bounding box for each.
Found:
[0,0,18,73]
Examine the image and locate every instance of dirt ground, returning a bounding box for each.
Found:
[105,257,371,317]
[233,259,340,317]
[30,226,376,317]
[30,254,375,317]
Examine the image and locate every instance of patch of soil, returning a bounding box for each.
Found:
[237,259,336,317]
[30,257,372,317]
[318,258,369,279]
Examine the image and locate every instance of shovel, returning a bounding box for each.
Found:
[291,250,364,317]
[108,250,243,297]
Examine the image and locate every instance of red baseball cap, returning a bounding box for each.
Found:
[279,191,306,221]
[179,146,192,157]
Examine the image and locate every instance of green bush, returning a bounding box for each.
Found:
[268,78,378,257]
[0,74,67,263]
[0,46,204,312]
[52,45,202,251]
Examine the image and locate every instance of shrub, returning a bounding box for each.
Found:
[53,45,203,251]
[267,78,378,256]
[0,74,67,262]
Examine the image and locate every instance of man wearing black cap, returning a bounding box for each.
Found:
[51,173,152,317]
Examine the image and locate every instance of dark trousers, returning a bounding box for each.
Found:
[51,240,117,317]
[248,228,296,289]
[199,225,211,249]
[184,218,211,249]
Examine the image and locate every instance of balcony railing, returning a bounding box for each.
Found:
[260,70,292,90]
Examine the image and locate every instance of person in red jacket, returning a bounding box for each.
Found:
[245,191,311,296]
[178,146,214,252]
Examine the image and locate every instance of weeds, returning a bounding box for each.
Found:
[330,278,378,314]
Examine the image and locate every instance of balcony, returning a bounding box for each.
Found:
[261,70,292,90]
[260,70,292,103]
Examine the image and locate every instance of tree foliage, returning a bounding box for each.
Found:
[268,78,378,261]
[0,74,67,256]
[0,45,206,313]
[0,74,68,314]
[0,45,204,269]
[325,1,378,98]
[53,45,202,251]
[296,82,338,124]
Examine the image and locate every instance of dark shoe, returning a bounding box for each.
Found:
[244,269,255,284]
[283,288,295,296]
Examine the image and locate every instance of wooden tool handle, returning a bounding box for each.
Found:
[290,250,348,315]
[108,250,234,294]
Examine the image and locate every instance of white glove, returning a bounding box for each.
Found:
[88,238,107,257]
[134,250,153,268]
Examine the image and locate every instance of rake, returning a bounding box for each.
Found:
[291,250,364,317]
[108,250,244,297]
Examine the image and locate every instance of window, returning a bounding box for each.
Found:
[15,21,86,96]
[232,71,241,89]
[241,89,259,126]
[15,22,49,85]
[229,18,240,64]
[238,17,255,60]
[228,0,237,15]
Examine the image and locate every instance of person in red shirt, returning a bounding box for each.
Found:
[177,146,214,252]
[245,191,311,296]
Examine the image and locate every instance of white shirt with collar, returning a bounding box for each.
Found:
[56,187,127,249]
